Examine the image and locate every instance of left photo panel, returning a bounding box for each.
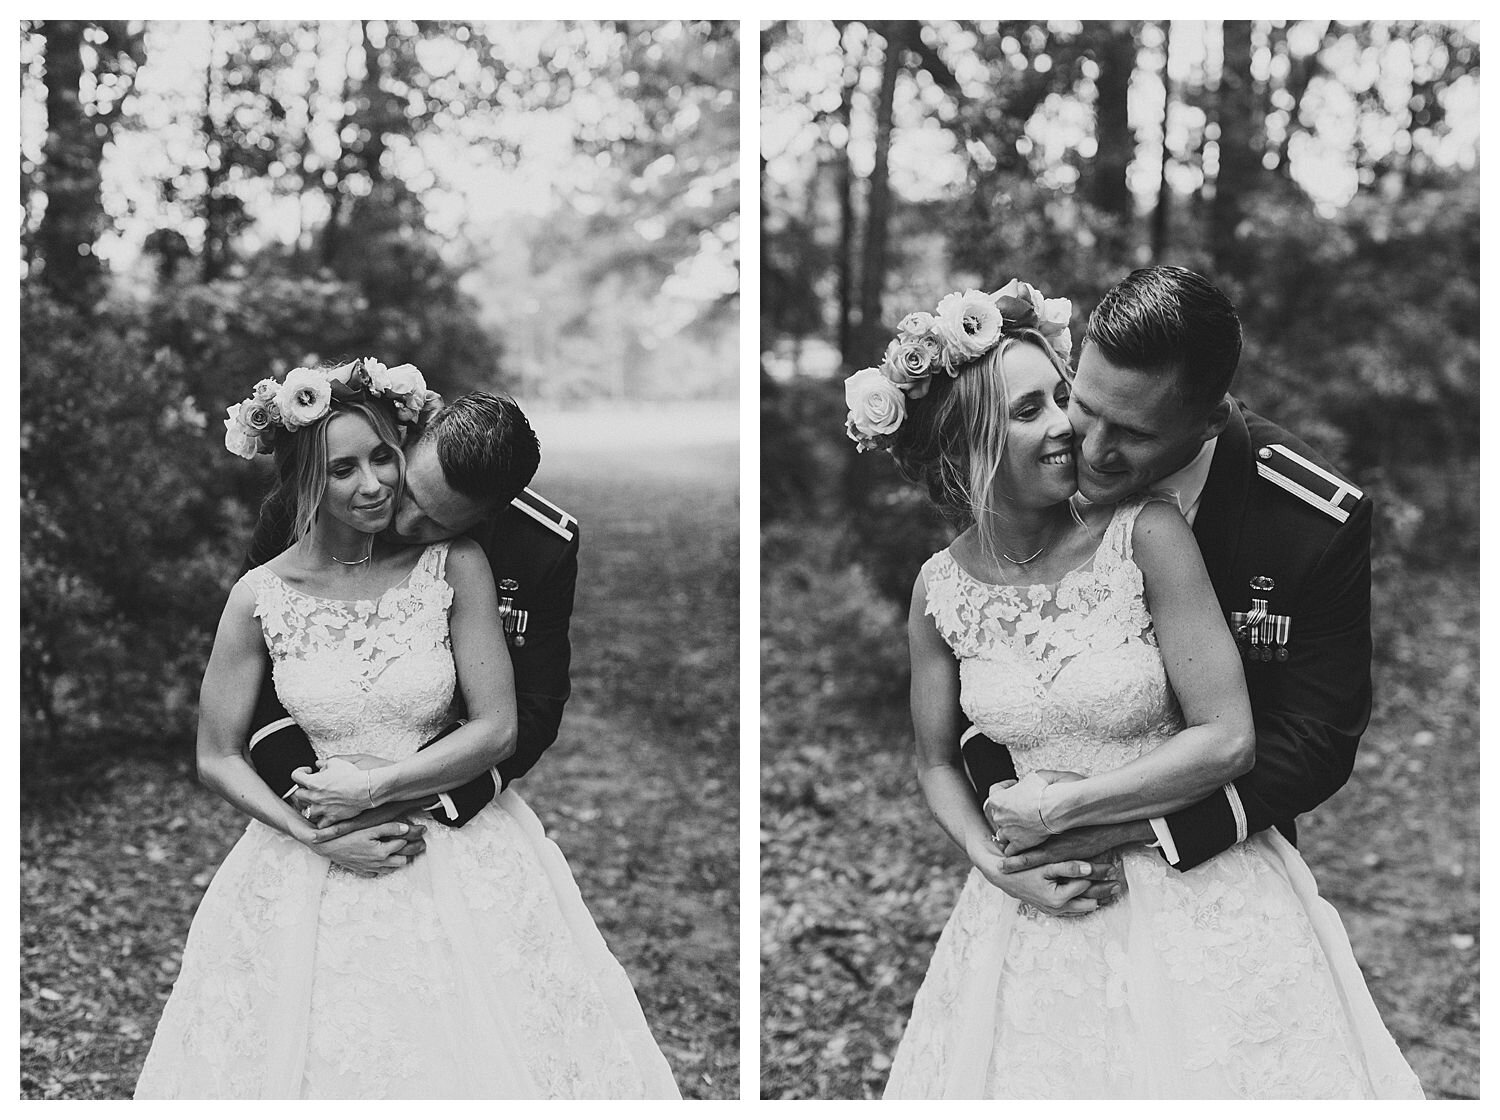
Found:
[19,19,739,1099]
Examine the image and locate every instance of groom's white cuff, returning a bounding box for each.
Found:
[1148,817,1181,865]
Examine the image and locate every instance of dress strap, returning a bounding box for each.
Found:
[1097,496,1173,569]
[420,540,454,582]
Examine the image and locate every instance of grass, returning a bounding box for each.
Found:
[19,414,739,1100]
[759,525,1479,1100]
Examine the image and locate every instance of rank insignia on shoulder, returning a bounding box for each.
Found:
[1255,444,1363,523]
[509,487,577,542]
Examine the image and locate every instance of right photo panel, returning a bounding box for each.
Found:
[760,19,1478,1100]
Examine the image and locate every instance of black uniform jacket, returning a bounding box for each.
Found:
[244,487,579,825]
[963,403,1373,870]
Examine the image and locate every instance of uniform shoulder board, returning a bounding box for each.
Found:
[509,487,577,541]
[1255,443,1364,523]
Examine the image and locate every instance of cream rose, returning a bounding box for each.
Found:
[275,367,334,429]
[897,311,936,338]
[882,336,940,399]
[235,398,273,433]
[373,362,425,399]
[933,289,1004,367]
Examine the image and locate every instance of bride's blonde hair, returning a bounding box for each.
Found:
[264,396,408,543]
[890,329,1072,562]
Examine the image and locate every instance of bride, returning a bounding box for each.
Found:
[135,361,680,1098]
[844,282,1422,1098]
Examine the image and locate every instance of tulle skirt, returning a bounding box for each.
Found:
[884,830,1422,1099]
[136,789,681,1099]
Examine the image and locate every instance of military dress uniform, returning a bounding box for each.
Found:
[964,402,1372,871]
[246,487,579,827]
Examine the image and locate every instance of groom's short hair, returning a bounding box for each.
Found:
[418,391,540,506]
[1084,266,1242,416]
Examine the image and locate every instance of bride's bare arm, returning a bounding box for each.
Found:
[911,575,1114,916]
[991,503,1254,845]
[909,575,991,858]
[196,582,322,844]
[296,540,517,813]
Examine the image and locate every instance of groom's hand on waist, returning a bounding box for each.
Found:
[305,818,427,876]
[998,820,1156,873]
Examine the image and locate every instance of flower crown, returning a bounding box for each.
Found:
[843,279,1073,452]
[223,357,442,460]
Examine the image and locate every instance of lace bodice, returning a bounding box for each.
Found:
[922,499,1182,776]
[243,543,456,762]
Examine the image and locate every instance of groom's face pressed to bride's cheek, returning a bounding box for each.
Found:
[1067,346,1218,506]
[387,443,494,544]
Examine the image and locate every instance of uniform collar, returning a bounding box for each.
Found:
[1157,437,1218,526]
[1191,400,1252,606]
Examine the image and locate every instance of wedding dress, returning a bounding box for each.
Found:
[884,500,1422,1099]
[136,543,681,1099]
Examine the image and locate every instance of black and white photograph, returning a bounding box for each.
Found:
[761,20,1478,1099]
[20,19,738,1098]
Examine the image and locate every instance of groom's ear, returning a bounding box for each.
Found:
[1198,396,1232,441]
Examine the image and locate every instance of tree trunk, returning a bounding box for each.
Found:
[1211,19,1260,278]
[855,21,904,361]
[201,31,227,282]
[1150,20,1173,260]
[1090,22,1136,228]
[835,47,857,367]
[359,20,388,186]
[36,21,105,306]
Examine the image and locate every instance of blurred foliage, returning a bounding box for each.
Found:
[762,20,1479,591]
[20,292,236,777]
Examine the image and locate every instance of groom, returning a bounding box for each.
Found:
[969,266,1373,912]
[246,390,579,873]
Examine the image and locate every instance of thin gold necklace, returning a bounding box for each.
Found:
[1001,542,1046,565]
[330,534,373,566]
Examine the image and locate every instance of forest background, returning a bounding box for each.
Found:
[19,19,739,1098]
[760,19,1479,1099]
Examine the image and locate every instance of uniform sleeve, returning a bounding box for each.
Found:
[960,727,1018,800]
[495,524,578,789]
[1162,496,1372,870]
[247,654,315,798]
[408,523,580,828]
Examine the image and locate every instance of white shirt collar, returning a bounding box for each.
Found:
[1156,437,1218,526]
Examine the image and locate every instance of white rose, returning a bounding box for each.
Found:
[275,367,333,430]
[251,378,280,404]
[223,410,259,459]
[844,366,906,439]
[933,289,1004,367]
